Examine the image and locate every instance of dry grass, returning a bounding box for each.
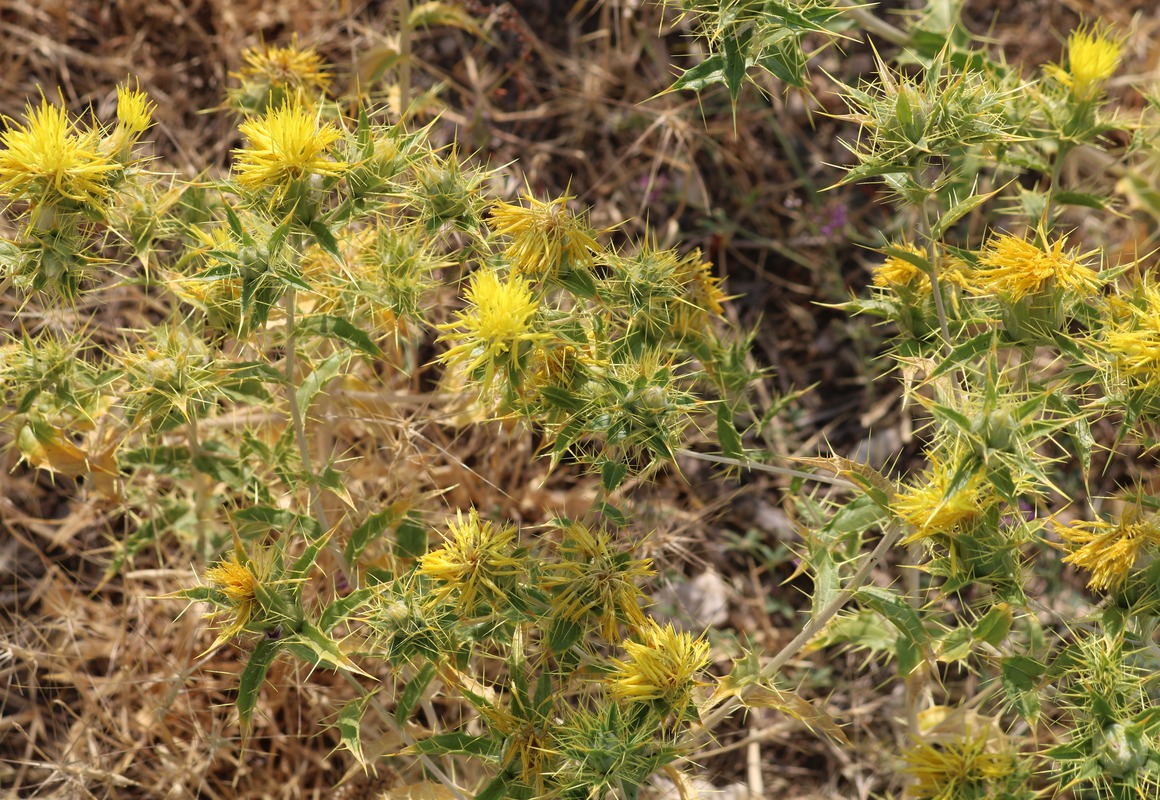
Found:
[3,1,1160,798]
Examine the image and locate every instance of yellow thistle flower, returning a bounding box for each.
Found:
[541,521,653,641]
[1100,280,1160,395]
[0,97,119,208]
[894,456,995,545]
[969,232,1099,301]
[671,249,726,336]
[608,619,710,722]
[480,703,556,793]
[204,549,261,645]
[1056,508,1160,591]
[436,269,547,387]
[488,193,599,280]
[902,731,1019,800]
[232,37,332,104]
[1051,26,1123,101]
[418,509,525,614]
[528,342,585,392]
[171,224,243,324]
[115,82,155,136]
[872,242,971,295]
[233,101,346,205]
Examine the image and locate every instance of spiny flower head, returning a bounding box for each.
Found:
[608,619,710,724]
[115,82,155,137]
[203,547,263,645]
[0,97,120,209]
[872,242,971,295]
[554,704,676,795]
[895,454,996,545]
[1056,506,1160,591]
[671,249,726,337]
[528,341,590,393]
[229,37,332,113]
[902,731,1023,800]
[118,326,217,428]
[436,269,547,388]
[541,520,653,642]
[1099,279,1160,396]
[233,101,346,206]
[418,509,525,615]
[1054,25,1123,101]
[969,232,1099,301]
[479,701,557,793]
[488,193,599,280]
[171,224,244,331]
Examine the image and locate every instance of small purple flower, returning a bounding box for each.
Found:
[820,203,848,237]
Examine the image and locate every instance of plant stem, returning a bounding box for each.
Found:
[280,285,358,590]
[918,188,954,361]
[845,6,911,47]
[677,449,859,490]
[283,287,332,534]
[691,520,905,737]
[187,411,211,560]
[339,672,468,800]
[1046,140,1074,231]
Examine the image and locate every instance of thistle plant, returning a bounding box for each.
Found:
[670,3,1160,798]
[0,33,765,799]
[7,6,1159,799]
[0,84,154,296]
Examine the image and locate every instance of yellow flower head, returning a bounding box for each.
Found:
[232,37,332,108]
[233,101,346,204]
[488,193,599,280]
[608,619,710,722]
[895,455,994,545]
[1100,279,1160,395]
[541,521,653,642]
[115,82,155,136]
[418,509,524,614]
[480,702,556,793]
[0,97,119,208]
[1056,507,1160,591]
[528,342,587,393]
[902,731,1020,800]
[204,549,261,644]
[1060,26,1123,100]
[672,249,726,336]
[872,242,971,295]
[436,269,547,386]
[970,232,1099,301]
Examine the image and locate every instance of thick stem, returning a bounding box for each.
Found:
[1045,140,1074,231]
[187,412,212,560]
[845,6,911,47]
[283,287,333,536]
[919,192,954,360]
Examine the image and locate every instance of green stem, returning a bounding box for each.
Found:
[187,411,211,560]
[1045,140,1074,230]
[691,520,906,738]
[918,188,954,360]
[676,449,858,490]
[845,6,911,47]
[338,672,468,800]
[282,287,354,577]
[283,288,330,529]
